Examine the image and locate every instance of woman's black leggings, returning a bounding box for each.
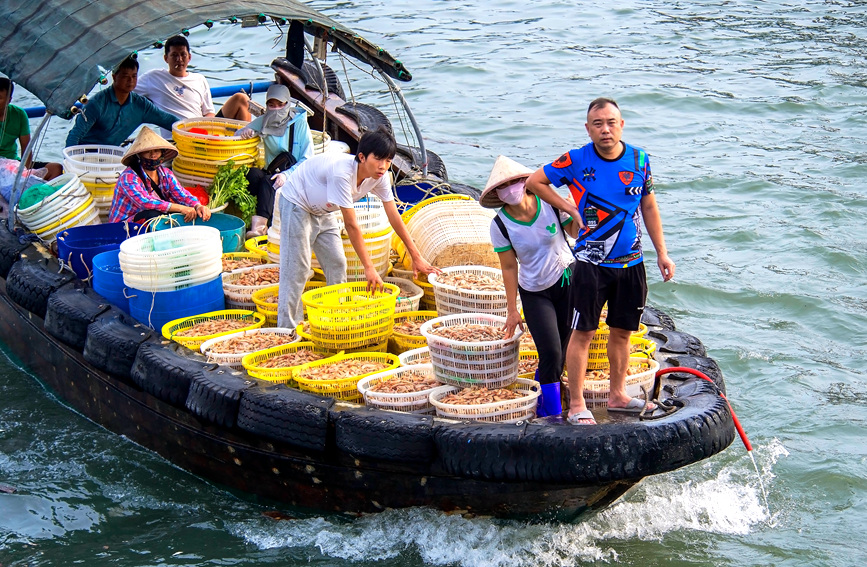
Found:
[245,167,277,222]
[518,279,572,385]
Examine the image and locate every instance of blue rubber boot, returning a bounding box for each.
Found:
[539,382,563,417]
[534,370,549,418]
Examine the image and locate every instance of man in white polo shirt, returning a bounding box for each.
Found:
[136,35,250,135]
[275,126,439,331]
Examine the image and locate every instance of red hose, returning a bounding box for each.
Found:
[656,366,752,452]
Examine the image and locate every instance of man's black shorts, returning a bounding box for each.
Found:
[569,261,647,332]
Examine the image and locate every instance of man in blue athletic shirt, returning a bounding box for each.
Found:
[526,97,676,425]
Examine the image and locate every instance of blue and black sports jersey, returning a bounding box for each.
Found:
[542,142,653,268]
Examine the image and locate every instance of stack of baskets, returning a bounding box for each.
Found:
[428,265,515,317]
[587,322,651,370]
[62,145,125,223]
[578,357,660,409]
[171,118,261,190]
[16,173,100,243]
[392,195,497,271]
[301,281,400,353]
[119,226,225,329]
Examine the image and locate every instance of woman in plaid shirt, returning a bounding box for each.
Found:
[108,126,210,223]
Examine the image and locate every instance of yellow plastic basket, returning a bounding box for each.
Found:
[241,341,338,383]
[390,310,437,354]
[244,235,269,259]
[518,350,539,379]
[162,309,265,349]
[630,336,657,359]
[412,273,437,311]
[588,323,651,369]
[222,252,268,272]
[172,117,250,140]
[251,284,280,326]
[173,155,257,178]
[301,282,399,350]
[292,352,400,402]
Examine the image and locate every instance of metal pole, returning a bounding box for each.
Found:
[7,113,51,233]
[304,38,329,139]
[374,64,428,178]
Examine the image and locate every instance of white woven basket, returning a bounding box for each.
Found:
[222,264,280,310]
[428,378,540,423]
[427,266,517,317]
[398,346,431,366]
[383,277,423,313]
[357,364,441,414]
[569,357,660,408]
[419,313,522,389]
[200,327,298,370]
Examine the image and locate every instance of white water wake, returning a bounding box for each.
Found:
[231,439,788,566]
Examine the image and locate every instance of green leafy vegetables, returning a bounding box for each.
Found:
[208,161,256,226]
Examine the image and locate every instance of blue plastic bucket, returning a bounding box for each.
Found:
[92,249,130,314]
[128,275,225,331]
[151,213,246,253]
[57,222,145,280]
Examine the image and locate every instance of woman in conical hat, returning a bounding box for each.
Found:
[481,155,581,420]
[108,126,210,223]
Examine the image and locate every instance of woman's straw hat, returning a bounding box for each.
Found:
[478,155,533,208]
[121,126,178,167]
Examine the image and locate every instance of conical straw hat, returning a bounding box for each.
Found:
[121,126,179,167]
[479,155,533,208]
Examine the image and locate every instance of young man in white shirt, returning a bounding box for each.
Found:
[275,127,439,331]
[136,35,250,135]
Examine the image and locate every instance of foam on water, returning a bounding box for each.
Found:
[230,440,788,566]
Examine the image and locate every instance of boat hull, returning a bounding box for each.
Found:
[0,278,637,519]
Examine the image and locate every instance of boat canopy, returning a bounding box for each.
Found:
[0,0,412,118]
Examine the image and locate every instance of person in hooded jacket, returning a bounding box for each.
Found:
[237,84,314,238]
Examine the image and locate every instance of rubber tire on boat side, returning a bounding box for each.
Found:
[301,60,346,100]
[662,354,726,395]
[185,366,256,428]
[641,305,677,331]
[394,144,449,182]
[335,102,393,136]
[648,328,707,357]
[434,377,735,483]
[237,385,334,452]
[0,231,30,278]
[44,286,112,351]
[433,421,528,480]
[5,257,75,318]
[332,406,437,463]
[131,342,218,407]
[82,315,153,379]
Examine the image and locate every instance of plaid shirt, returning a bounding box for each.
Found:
[109,165,199,222]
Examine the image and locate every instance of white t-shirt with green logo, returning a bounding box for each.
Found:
[489,195,575,292]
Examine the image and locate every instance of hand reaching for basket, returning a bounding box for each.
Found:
[503,308,525,340]
[364,264,385,295]
[410,255,442,280]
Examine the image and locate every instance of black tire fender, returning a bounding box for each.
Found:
[45,286,112,351]
[642,305,676,331]
[394,144,448,182]
[185,366,255,428]
[335,102,393,136]
[0,231,31,278]
[83,314,153,379]
[333,407,436,463]
[301,60,346,100]
[237,385,334,452]
[662,355,726,395]
[6,257,75,318]
[131,342,218,407]
[648,328,707,356]
[433,421,528,481]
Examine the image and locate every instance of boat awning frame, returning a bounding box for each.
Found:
[0,0,411,117]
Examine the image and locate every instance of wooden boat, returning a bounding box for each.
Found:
[0,2,736,519]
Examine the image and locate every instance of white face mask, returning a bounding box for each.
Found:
[496,180,526,206]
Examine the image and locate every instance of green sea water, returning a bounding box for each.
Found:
[2,1,866,565]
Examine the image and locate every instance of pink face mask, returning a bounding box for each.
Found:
[496,180,526,206]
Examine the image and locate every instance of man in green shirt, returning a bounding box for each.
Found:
[0,78,30,162]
